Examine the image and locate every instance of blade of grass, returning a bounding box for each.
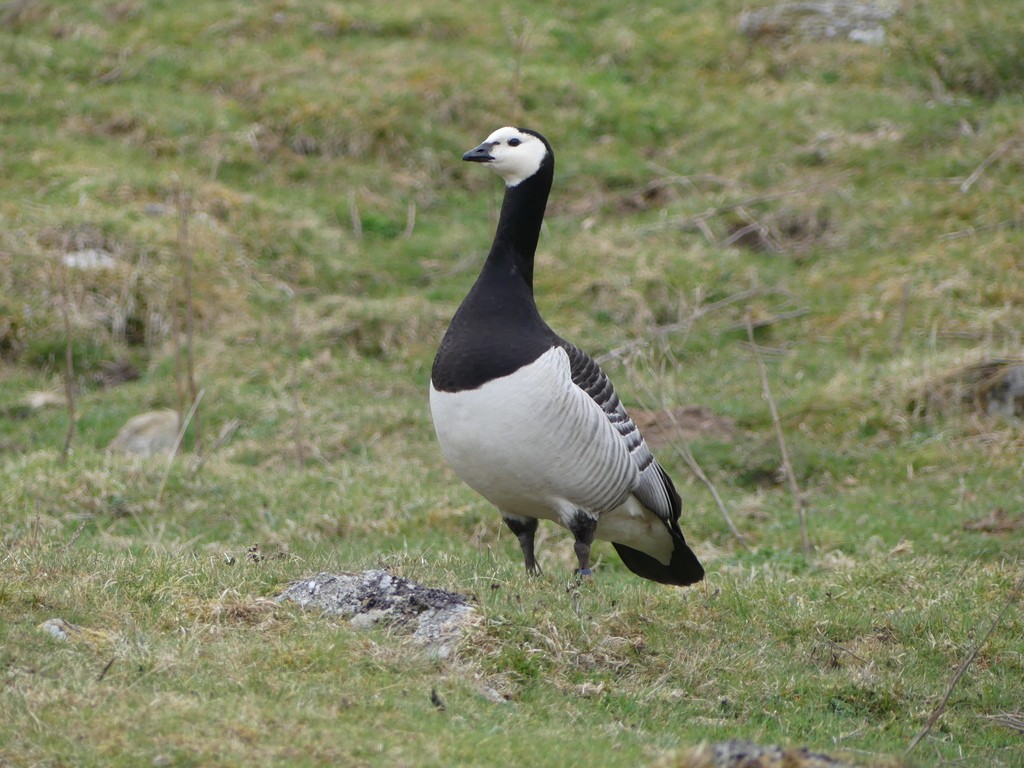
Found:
[175,180,201,454]
[746,314,810,554]
[58,254,76,464]
[156,388,205,503]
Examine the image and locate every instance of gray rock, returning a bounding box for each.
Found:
[278,570,475,658]
[143,203,169,216]
[677,739,859,767]
[62,248,117,270]
[39,618,113,646]
[986,364,1024,419]
[107,410,180,456]
[40,617,76,641]
[738,1,898,46]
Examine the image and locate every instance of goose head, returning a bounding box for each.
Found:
[463,126,551,187]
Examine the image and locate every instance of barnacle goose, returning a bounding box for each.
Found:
[430,127,704,586]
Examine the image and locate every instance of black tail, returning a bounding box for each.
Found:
[612,526,704,586]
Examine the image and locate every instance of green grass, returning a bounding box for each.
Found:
[2,1,1023,766]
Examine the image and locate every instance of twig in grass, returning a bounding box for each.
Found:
[637,381,750,550]
[175,181,201,454]
[720,205,783,253]
[58,252,76,464]
[96,657,115,683]
[66,519,88,550]
[828,641,867,665]
[672,437,749,550]
[187,418,240,478]
[30,507,41,555]
[891,279,911,354]
[171,259,185,432]
[349,190,362,239]
[285,271,305,468]
[738,341,788,357]
[816,629,868,665]
[906,574,1024,756]
[20,686,43,731]
[959,132,1021,193]
[403,199,417,239]
[597,285,792,364]
[746,314,810,554]
[726,307,808,333]
[156,388,205,504]
[977,711,1024,735]
[938,219,1021,242]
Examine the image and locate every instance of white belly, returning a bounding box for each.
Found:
[429,347,637,527]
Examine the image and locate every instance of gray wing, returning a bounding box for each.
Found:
[559,341,681,524]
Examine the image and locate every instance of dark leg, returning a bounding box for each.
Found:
[569,511,597,577]
[502,515,542,575]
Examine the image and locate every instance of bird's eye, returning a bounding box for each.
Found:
[507,138,521,147]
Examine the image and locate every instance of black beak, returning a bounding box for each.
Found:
[462,142,495,162]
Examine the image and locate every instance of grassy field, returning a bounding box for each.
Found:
[2,0,1023,765]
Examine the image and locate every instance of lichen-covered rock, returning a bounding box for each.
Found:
[277,570,475,658]
[666,739,868,768]
[739,1,898,46]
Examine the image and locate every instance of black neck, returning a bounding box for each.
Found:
[430,159,557,392]
[479,161,553,292]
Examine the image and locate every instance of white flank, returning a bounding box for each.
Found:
[430,348,673,563]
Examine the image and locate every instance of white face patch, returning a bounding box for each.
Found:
[473,127,548,187]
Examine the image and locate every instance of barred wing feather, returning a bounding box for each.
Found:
[559,342,680,524]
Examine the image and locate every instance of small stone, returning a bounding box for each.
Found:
[39,618,113,647]
[40,618,75,641]
[25,391,64,409]
[62,248,117,270]
[477,686,509,704]
[277,571,476,658]
[107,410,180,456]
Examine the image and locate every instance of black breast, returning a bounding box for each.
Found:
[431,294,555,392]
